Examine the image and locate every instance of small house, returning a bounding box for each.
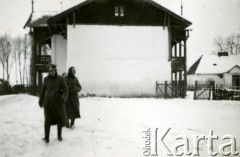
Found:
[187,52,240,89]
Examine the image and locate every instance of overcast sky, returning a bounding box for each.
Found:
[0,0,240,80]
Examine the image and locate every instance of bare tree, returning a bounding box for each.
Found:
[12,38,18,84]
[23,35,31,86]
[214,36,226,52]
[13,36,24,84]
[235,33,240,54]
[0,34,13,82]
[225,34,235,55]
[0,43,5,80]
[214,33,240,55]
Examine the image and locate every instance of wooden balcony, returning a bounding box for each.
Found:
[35,55,51,71]
[171,57,185,71]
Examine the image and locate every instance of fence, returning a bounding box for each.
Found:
[193,81,214,100]
[193,81,240,100]
[156,81,185,98]
[214,86,240,100]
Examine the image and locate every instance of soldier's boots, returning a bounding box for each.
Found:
[58,136,63,141]
[57,123,63,141]
[42,137,49,143]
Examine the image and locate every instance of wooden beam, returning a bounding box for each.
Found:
[73,11,75,28]
[175,72,178,97]
[163,13,167,30]
[174,44,177,57]
[179,41,182,57]
[184,39,187,96]
[168,15,171,61]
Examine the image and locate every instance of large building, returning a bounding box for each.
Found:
[187,52,240,89]
[25,0,191,97]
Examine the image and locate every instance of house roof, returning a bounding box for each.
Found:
[24,0,191,29]
[24,11,59,28]
[48,0,94,23]
[187,54,240,75]
[48,0,191,27]
[227,65,240,73]
[147,0,191,26]
[187,55,203,75]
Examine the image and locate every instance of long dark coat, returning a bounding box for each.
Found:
[64,76,82,119]
[39,75,69,126]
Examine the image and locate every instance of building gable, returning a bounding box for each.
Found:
[187,55,203,75]
[47,0,191,38]
[188,55,240,75]
[228,65,240,74]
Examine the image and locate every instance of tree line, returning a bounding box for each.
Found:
[214,33,240,55]
[0,33,31,86]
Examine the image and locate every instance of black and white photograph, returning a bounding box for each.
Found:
[0,0,240,156]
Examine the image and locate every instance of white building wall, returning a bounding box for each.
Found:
[67,25,170,96]
[51,35,67,75]
[188,74,224,86]
[224,66,240,86]
[223,73,232,86]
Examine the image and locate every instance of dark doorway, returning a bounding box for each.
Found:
[232,75,240,89]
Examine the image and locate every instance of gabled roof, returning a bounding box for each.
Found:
[187,54,240,75]
[48,0,94,23]
[147,0,191,26]
[227,65,240,73]
[24,11,59,28]
[187,55,203,75]
[48,0,191,27]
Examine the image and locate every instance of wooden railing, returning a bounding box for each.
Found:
[171,57,185,71]
[36,55,51,65]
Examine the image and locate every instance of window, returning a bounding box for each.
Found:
[114,6,119,16]
[115,5,124,17]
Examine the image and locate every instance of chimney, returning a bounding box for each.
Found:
[218,52,228,57]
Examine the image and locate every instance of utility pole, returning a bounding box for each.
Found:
[32,0,34,13]
[181,0,183,16]
[60,1,63,11]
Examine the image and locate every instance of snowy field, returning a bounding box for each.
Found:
[0,92,239,157]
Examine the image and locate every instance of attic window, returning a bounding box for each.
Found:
[213,63,217,66]
[115,5,124,17]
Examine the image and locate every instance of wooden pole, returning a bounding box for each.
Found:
[212,81,215,100]
[156,81,158,98]
[184,39,187,97]
[175,72,178,97]
[164,81,168,99]
[174,44,177,57]
[209,81,212,100]
[73,11,75,28]
[179,41,182,57]
[194,81,197,100]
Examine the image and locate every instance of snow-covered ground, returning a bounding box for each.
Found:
[0,92,239,157]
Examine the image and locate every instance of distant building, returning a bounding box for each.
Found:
[24,0,191,97]
[187,52,240,89]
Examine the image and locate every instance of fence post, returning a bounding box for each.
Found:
[194,81,197,100]
[164,81,168,99]
[175,80,178,97]
[209,81,212,100]
[156,81,158,98]
[212,81,215,100]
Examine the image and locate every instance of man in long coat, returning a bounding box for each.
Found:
[65,67,82,128]
[39,64,68,143]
